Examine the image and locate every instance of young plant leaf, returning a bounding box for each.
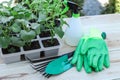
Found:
[20,30,36,41]
[30,23,41,34]
[11,23,21,33]
[0,8,10,15]
[0,16,14,23]
[16,19,29,26]
[30,23,40,29]
[38,12,47,22]
[10,36,25,47]
[54,27,64,38]
[0,37,10,48]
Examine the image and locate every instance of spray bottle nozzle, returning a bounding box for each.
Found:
[67,1,79,14]
[62,0,80,18]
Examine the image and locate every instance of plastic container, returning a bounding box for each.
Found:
[0,35,61,64]
[64,17,83,46]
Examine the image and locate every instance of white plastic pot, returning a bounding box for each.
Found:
[0,36,61,64]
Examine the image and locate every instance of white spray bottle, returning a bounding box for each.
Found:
[64,1,83,46]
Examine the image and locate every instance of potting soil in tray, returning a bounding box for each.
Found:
[42,38,59,47]
[23,41,41,51]
[39,30,52,38]
[2,45,21,54]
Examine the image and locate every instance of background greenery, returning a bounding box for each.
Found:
[102,0,115,14]
[115,0,120,13]
[69,0,119,15]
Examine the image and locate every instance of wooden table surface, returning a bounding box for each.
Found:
[1,14,120,80]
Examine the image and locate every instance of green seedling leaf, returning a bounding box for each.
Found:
[60,17,69,26]
[16,19,29,26]
[0,30,2,35]
[54,27,64,38]
[0,16,14,23]
[30,13,37,20]
[38,13,47,22]
[13,4,25,12]
[11,10,18,16]
[0,8,10,15]
[0,37,10,48]
[11,23,21,33]
[18,11,32,20]
[30,23,41,34]
[20,30,36,41]
[10,36,25,47]
[30,23,40,29]
[35,26,41,35]
[12,4,34,19]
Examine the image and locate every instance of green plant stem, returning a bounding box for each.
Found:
[25,41,31,47]
[49,29,54,44]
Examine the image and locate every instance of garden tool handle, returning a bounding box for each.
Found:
[26,51,75,63]
[45,54,73,75]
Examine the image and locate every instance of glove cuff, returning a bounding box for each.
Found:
[89,28,102,39]
[83,28,102,39]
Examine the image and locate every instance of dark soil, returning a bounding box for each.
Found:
[23,41,41,51]
[54,20,60,27]
[39,30,52,38]
[2,45,21,54]
[42,38,59,47]
[29,19,37,23]
[23,4,30,9]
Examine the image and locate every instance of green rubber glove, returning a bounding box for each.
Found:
[71,49,92,73]
[87,47,110,71]
[83,55,92,73]
[80,28,110,69]
[71,36,92,73]
[71,28,110,73]
[80,28,107,55]
[71,36,84,71]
